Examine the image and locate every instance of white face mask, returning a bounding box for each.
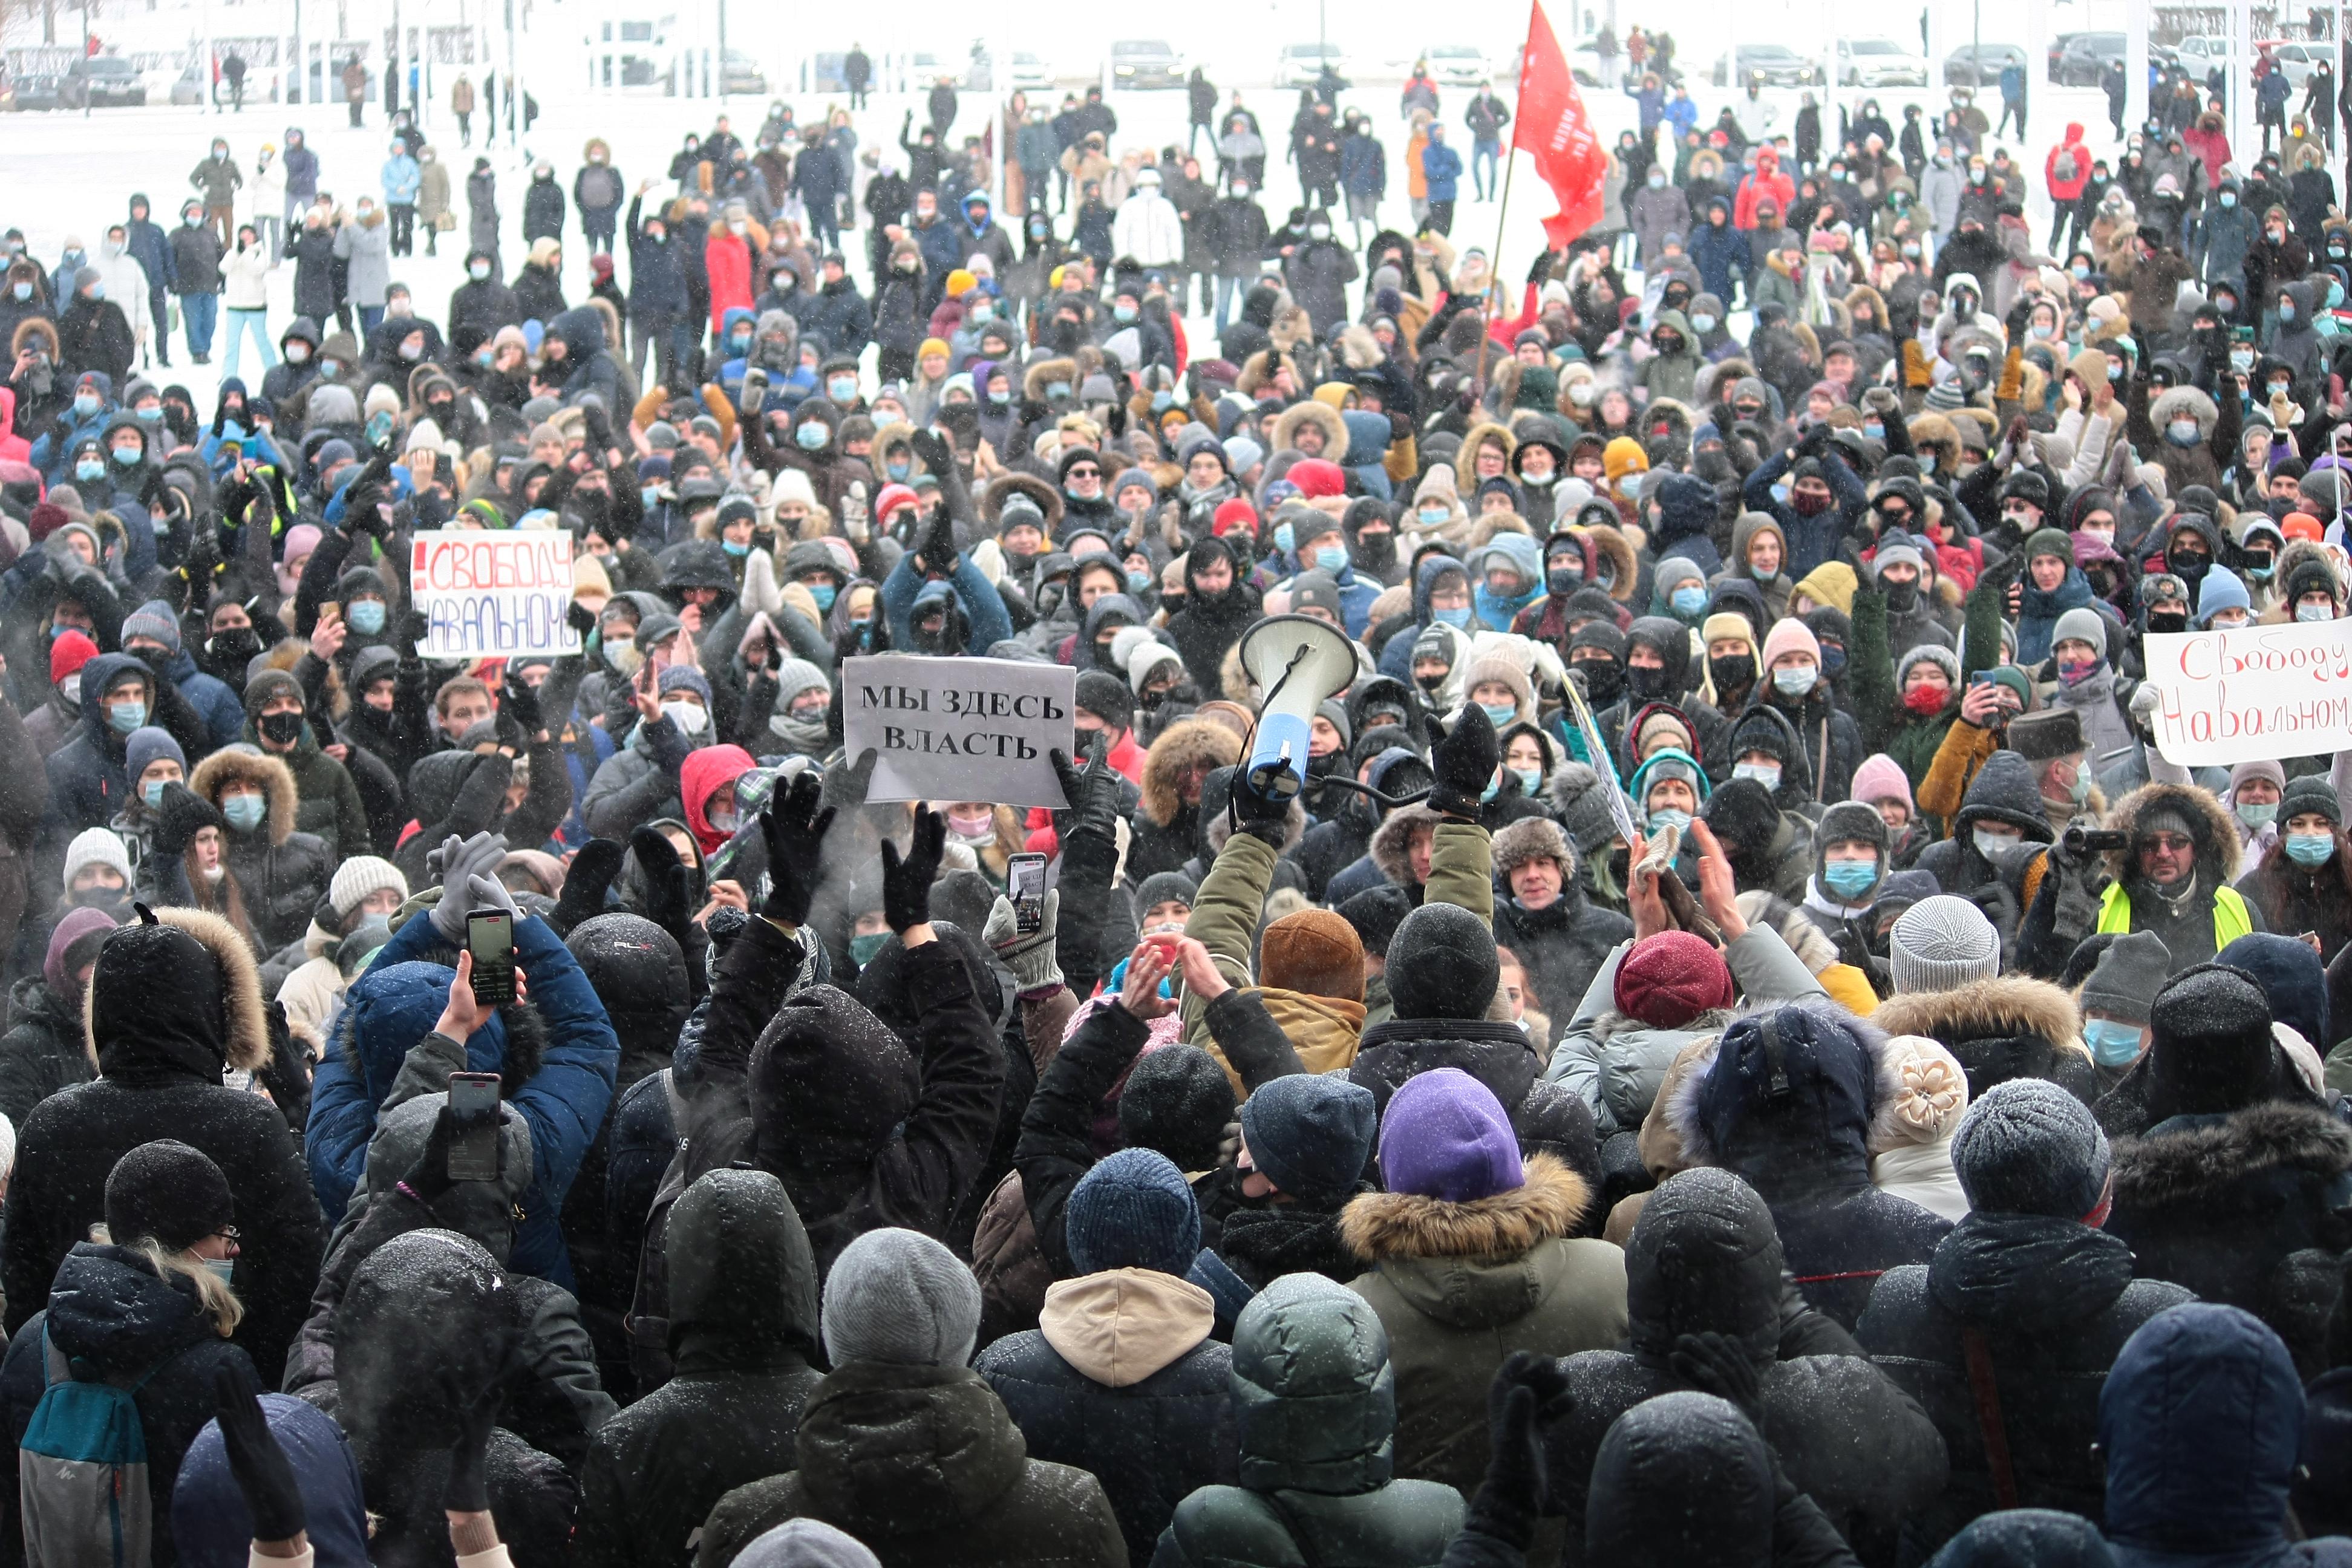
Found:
[661,699,709,736]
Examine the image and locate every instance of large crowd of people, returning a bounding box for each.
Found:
[2,30,2352,1568]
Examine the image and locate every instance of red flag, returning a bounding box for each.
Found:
[1512,1,1609,247]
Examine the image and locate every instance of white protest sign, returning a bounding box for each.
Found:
[2143,619,2352,766]
[408,531,584,659]
[841,655,1075,807]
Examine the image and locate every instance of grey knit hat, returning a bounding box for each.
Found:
[2051,606,2108,659]
[2080,930,2171,1024]
[1889,895,2002,994]
[2282,773,2342,826]
[1950,1079,2111,1218]
[820,1227,982,1368]
[1549,762,1621,855]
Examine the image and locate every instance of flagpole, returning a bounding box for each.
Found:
[1476,1,1535,393]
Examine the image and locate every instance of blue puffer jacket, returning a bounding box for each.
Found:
[304,910,619,1284]
[2100,1302,2352,1567]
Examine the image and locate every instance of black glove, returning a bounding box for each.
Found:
[578,396,612,451]
[1670,1330,1765,1426]
[212,1367,307,1543]
[819,746,879,815]
[916,505,958,575]
[1796,421,1832,457]
[740,365,768,414]
[907,426,953,476]
[152,780,224,860]
[880,806,947,933]
[1426,705,1500,819]
[759,769,835,925]
[1049,739,1123,844]
[1526,247,1557,287]
[627,824,694,942]
[566,599,597,641]
[501,675,543,740]
[1471,1350,1570,1538]
[398,609,430,660]
[549,838,624,935]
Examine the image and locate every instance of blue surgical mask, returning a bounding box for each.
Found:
[808,582,837,612]
[1733,761,1780,791]
[2287,831,2336,867]
[1126,568,1152,592]
[722,538,751,557]
[970,303,995,324]
[1511,766,1542,794]
[2237,801,2279,828]
[1690,313,1717,333]
[111,444,139,466]
[1432,605,1472,627]
[1114,303,1138,323]
[849,930,891,965]
[1313,544,1347,573]
[2083,1016,2145,1068]
[1047,380,1071,398]
[140,779,168,809]
[222,792,268,831]
[1821,859,1880,900]
[1273,523,1295,554]
[2281,303,2298,322]
[134,405,162,423]
[73,393,99,417]
[829,376,858,401]
[1152,390,1175,411]
[76,459,105,483]
[886,459,911,480]
[1670,584,1707,616]
[1647,807,1691,836]
[1863,420,1885,441]
[10,283,28,301]
[1417,506,1449,526]
[1480,701,1518,727]
[2299,603,2335,622]
[795,423,828,450]
[1773,665,1817,697]
[347,600,386,635]
[642,485,662,510]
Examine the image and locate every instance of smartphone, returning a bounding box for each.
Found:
[446,1071,501,1183]
[1008,852,1047,937]
[466,909,515,1007]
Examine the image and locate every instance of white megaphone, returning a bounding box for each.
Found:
[1235,613,1361,805]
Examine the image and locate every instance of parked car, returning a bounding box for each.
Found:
[0,70,63,110]
[718,48,766,94]
[1277,42,1348,88]
[904,50,958,91]
[2256,39,2327,90]
[1110,39,1184,88]
[60,54,146,107]
[2171,34,2228,74]
[1942,42,2027,86]
[2052,31,2128,85]
[1834,38,1930,86]
[1423,43,1491,86]
[1711,43,1821,87]
[1006,51,1054,89]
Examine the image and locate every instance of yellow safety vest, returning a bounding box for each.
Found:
[2096,881,2255,947]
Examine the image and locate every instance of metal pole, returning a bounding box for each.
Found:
[1472,129,1518,392]
[2126,0,2149,137]
[292,0,301,103]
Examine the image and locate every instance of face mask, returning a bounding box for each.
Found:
[2167,419,2201,446]
[2285,830,2337,867]
[73,393,99,418]
[2071,263,2092,280]
[602,636,638,673]
[1822,859,1879,900]
[1418,506,1449,527]
[1647,806,1691,836]
[1547,566,1583,596]
[1432,605,1472,628]
[2220,191,2238,207]
[2282,304,2298,322]
[346,600,387,636]
[946,809,995,846]
[1773,665,1817,697]
[722,538,751,558]
[1973,828,2016,863]
[661,699,709,736]
[1671,584,1707,617]
[849,930,891,965]
[828,377,858,402]
[76,459,105,483]
[795,423,828,451]
[140,778,170,809]
[1690,313,1717,333]
[111,444,140,468]
[223,792,268,831]
[285,343,310,364]
[1733,760,1780,791]
[1273,523,1295,554]
[969,302,996,323]
[2237,802,2279,828]
[1047,380,1072,399]
[1313,544,1347,573]
[1114,303,1139,324]
[1711,655,1755,693]
[1480,701,1518,727]
[2296,601,2336,623]
[2083,1017,2145,1068]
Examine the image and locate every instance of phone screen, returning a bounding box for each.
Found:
[446,1071,501,1183]
[1008,853,1047,936]
[467,910,514,1005]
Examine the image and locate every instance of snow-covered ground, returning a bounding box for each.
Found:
[0,55,2118,410]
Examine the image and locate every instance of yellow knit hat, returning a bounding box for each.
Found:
[1793,561,1858,616]
[944,268,977,299]
[1602,436,1649,482]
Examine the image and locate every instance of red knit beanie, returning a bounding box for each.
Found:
[1613,932,1736,1027]
[48,628,98,687]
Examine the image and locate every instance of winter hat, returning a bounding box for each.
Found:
[735,1521,883,1568]
[1759,618,1820,670]
[1118,1045,1236,1172]
[2217,933,2328,1053]
[820,1227,982,1369]
[1872,537,1927,578]
[49,629,99,688]
[2196,564,2252,626]
[1073,670,1135,731]
[2146,962,2277,1116]
[328,856,408,920]
[1924,1513,2116,1568]
[1613,931,1735,1027]
[1385,903,1502,1020]
[105,1140,234,1252]
[1239,1073,1377,1204]
[1816,800,1890,859]
[1867,1035,1971,1154]
[43,906,118,998]
[1889,895,2001,994]
[2080,931,2171,1023]
[1134,870,1200,916]
[120,600,182,653]
[656,663,713,709]
[1376,1068,1524,1203]
[1258,909,1364,1002]
[1065,1148,1201,1276]
[1549,763,1621,855]
[1336,884,1413,958]
[123,726,186,785]
[2053,606,2109,658]
[1849,754,1913,812]
[62,828,131,890]
[1950,1078,2111,1218]
[172,1393,373,1568]
[2281,774,2342,826]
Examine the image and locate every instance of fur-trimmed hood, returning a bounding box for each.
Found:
[1371,803,1444,887]
[1575,521,1640,601]
[1022,355,1079,401]
[1340,1153,1590,1262]
[1272,399,1349,464]
[1138,718,1241,828]
[1872,975,2088,1061]
[188,748,301,846]
[2149,383,2220,440]
[1455,420,1517,495]
[2102,779,2241,886]
[86,906,272,1077]
[981,469,1064,532]
[2111,1100,2352,1210]
[1661,998,1895,1191]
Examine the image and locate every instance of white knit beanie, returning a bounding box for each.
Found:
[62,828,131,890]
[1889,895,2002,994]
[328,855,409,920]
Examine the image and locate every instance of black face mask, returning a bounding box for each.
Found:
[70,886,130,915]
[1547,566,1584,596]
[1883,580,1920,613]
[1305,748,1345,780]
[1577,659,1625,707]
[258,710,305,746]
[1625,661,1676,703]
[2169,550,2210,587]
[2148,610,2189,633]
[1354,531,1395,569]
[1415,671,1448,696]
[1710,653,1756,694]
[206,626,261,671]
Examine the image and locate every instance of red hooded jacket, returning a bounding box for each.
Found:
[1733,149,1794,231]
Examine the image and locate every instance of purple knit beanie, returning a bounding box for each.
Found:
[1377,1068,1524,1203]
